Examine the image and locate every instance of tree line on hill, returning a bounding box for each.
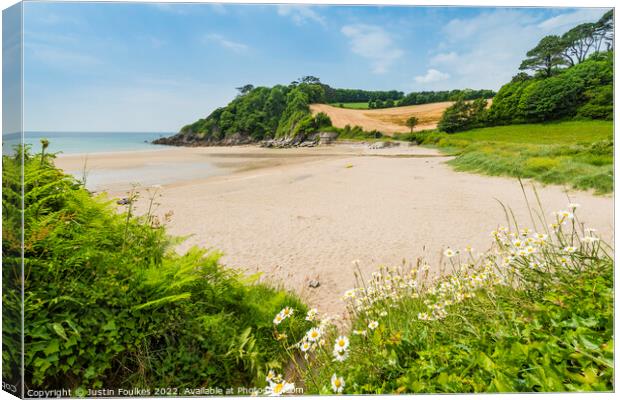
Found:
[155,75,495,146]
[438,10,613,133]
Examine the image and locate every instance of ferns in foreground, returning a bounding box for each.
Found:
[2,146,307,391]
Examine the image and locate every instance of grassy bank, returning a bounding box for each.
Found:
[2,146,310,391]
[272,201,613,394]
[398,121,613,194]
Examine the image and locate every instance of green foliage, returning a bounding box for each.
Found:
[324,88,404,103]
[399,89,495,107]
[331,124,384,141]
[276,204,613,394]
[172,82,326,143]
[519,35,567,77]
[3,148,308,390]
[489,52,613,124]
[406,121,613,194]
[438,98,488,133]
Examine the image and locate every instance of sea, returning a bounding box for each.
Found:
[1,131,228,191]
[2,131,173,155]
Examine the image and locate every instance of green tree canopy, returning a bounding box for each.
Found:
[519,35,567,77]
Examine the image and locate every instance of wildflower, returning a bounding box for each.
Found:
[559,256,570,266]
[332,347,349,362]
[583,236,600,244]
[281,307,294,318]
[343,289,356,299]
[305,308,319,321]
[464,245,474,253]
[444,248,456,258]
[368,321,379,330]
[512,239,524,248]
[563,246,577,254]
[333,335,349,351]
[265,380,295,396]
[266,370,277,383]
[273,313,284,325]
[306,327,322,342]
[525,246,537,255]
[331,374,345,394]
[275,332,288,341]
[379,310,388,317]
[534,233,548,242]
[417,312,430,321]
[420,264,430,272]
[554,210,574,221]
[299,341,312,352]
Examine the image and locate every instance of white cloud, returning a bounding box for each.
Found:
[203,34,248,53]
[341,24,404,74]
[414,69,450,84]
[423,8,609,90]
[538,8,606,31]
[277,5,326,26]
[430,51,458,65]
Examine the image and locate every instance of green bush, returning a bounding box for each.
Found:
[2,146,309,390]
[488,52,613,125]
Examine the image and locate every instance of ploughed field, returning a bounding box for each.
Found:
[310,102,454,135]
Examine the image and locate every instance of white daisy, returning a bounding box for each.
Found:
[333,335,350,351]
[331,374,345,394]
[306,327,322,342]
[266,380,295,396]
[368,321,379,330]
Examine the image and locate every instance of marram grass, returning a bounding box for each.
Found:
[399,120,613,194]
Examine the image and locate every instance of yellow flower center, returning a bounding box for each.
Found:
[335,380,341,387]
[274,383,283,394]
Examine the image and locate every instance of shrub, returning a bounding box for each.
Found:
[2,146,309,390]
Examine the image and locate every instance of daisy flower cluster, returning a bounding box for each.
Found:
[273,306,294,325]
[264,369,296,396]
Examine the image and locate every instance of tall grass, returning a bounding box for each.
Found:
[271,191,613,393]
[402,121,613,194]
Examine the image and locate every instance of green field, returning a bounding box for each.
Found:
[330,102,370,109]
[405,120,613,194]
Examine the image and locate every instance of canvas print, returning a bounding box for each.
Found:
[1,1,615,397]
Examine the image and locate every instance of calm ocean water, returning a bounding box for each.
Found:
[2,131,173,155]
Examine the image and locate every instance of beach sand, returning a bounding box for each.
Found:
[55,144,614,320]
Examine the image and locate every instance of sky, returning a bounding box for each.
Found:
[18,1,610,132]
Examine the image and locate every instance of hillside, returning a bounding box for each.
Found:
[310,102,454,135]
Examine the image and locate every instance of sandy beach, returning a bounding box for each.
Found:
[55,144,614,319]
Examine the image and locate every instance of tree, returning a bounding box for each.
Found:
[235,84,254,95]
[438,97,487,133]
[519,35,566,77]
[314,112,332,128]
[561,23,597,65]
[594,10,614,53]
[405,116,419,133]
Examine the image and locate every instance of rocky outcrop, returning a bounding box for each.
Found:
[154,130,341,148]
[368,141,400,149]
[153,132,257,147]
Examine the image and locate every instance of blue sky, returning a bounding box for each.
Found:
[21,2,610,132]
